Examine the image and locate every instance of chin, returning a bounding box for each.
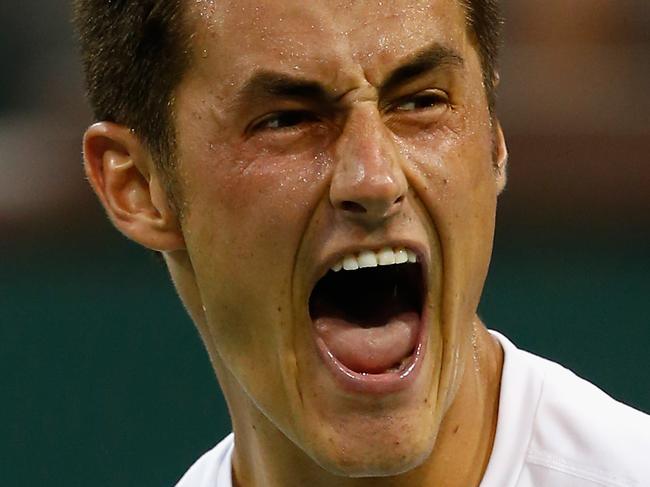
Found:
[316,438,434,479]
[298,410,438,479]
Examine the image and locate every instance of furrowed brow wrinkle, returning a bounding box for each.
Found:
[238,71,335,106]
[378,43,465,97]
[236,42,463,111]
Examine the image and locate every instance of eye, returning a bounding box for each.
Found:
[252,110,318,131]
[392,90,449,112]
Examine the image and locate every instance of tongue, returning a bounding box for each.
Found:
[314,311,419,374]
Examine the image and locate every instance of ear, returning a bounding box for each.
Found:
[492,119,508,195]
[82,122,185,251]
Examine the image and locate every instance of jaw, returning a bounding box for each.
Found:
[284,206,499,479]
[291,302,447,478]
[165,198,493,481]
[283,234,459,477]
[166,218,494,482]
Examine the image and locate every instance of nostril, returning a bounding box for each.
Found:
[341,201,367,213]
[394,195,404,205]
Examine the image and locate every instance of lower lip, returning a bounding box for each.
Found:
[313,313,428,395]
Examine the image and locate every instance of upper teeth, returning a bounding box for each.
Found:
[331,247,418,272]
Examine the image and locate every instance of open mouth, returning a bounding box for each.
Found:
[309,247,425,381]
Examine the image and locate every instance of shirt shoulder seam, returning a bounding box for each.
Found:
[508,343,549,487]
[527,449,638,487]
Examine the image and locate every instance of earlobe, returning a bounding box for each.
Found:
[492,120,508,194]
[83,122,185,251]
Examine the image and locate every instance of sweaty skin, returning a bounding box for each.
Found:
[83,0,508,486]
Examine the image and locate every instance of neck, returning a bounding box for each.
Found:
[223,322,503,487]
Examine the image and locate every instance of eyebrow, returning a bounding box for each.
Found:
[378,43,464,96]
[236,42,464,106]
[238,72,334,107]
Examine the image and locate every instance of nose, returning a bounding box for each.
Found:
[330,107,407,224]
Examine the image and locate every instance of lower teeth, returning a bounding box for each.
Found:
[387,353,412,373]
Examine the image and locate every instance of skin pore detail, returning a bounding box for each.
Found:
[73,2,650,486]
[158,0,508,485]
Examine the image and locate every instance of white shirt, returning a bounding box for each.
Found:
[176,332,650,486]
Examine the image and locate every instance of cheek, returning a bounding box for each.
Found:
[182,138,330,247]
[399,118,497,211]
[177,147,334,415]
[178,142,333,335]
[199,142,329,221]
[399,116,498,312]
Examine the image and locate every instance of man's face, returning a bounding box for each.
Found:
[171,0,502,476]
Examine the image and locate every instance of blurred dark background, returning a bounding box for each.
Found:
[1,1,648,485]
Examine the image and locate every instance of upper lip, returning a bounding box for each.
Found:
[307,240,430,302]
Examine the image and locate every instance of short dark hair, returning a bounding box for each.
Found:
[73,0,189,204]
[73,0,502,183]
[461,0,504,110]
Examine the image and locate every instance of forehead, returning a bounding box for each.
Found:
[186,0,469,90]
